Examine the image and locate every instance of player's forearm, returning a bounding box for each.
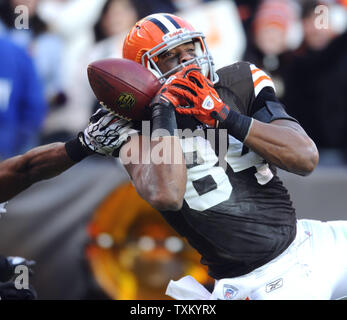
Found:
[21,142,77,182]
[122,100,187,211]
[244,119,319,176]
[130,162,187,211]
[0,143,76,202]
[121,136,187,211]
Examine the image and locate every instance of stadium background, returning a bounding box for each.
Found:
[0,0,347,299]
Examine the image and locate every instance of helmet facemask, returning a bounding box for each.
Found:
[141,29,218,84]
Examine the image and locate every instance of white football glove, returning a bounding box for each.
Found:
[80,108,138,156]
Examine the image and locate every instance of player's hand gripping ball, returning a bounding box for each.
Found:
[87,58,162,121]
[165,65,230,127]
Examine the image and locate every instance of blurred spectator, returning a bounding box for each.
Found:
[282,0,347,165]
[90,0,139,63]
[0,0,65,108]
[131,0,176,18]
[178,0,246,69]
[0,36,47,159]
[36,0,108,141]
[299,0,346,50]
[130,0,213,19]
[41,0,140,141]
[242,0,301,97]
[252,0,296,57]
[37,0,108,91]
[86,0,139,114]
[235,0,262,38]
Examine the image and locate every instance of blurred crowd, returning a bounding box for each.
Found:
[0,0,347,165]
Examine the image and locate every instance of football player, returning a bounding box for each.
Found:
[0,255,36,300]
[114,13,347,300]
[0,109,137,299]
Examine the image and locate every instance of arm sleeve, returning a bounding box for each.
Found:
[247,64,297,123]
[250,86,280,115]
[251,86,298,123]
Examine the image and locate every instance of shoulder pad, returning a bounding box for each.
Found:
[215,62,255,116]
[216,62,252,88]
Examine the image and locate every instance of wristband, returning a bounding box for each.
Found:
[151,104,177,138]
[220,109,253,142]
[65,135,92,162]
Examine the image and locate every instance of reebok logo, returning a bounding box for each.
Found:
[266,278,283,293]
[202,96,214,110]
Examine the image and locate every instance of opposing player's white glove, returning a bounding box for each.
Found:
[79,108,138,156]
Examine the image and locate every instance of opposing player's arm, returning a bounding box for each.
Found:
[0,143,75,202]
[0,109,134,203]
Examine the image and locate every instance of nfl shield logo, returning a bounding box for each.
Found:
[223,284,239,300]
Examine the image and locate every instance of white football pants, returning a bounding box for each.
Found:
[166,219,347,300]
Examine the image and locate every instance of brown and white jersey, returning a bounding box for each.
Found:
[159,62,298,279]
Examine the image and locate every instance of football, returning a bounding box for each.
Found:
[87,58,162,121]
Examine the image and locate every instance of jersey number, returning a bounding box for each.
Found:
[181,136,273,211]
